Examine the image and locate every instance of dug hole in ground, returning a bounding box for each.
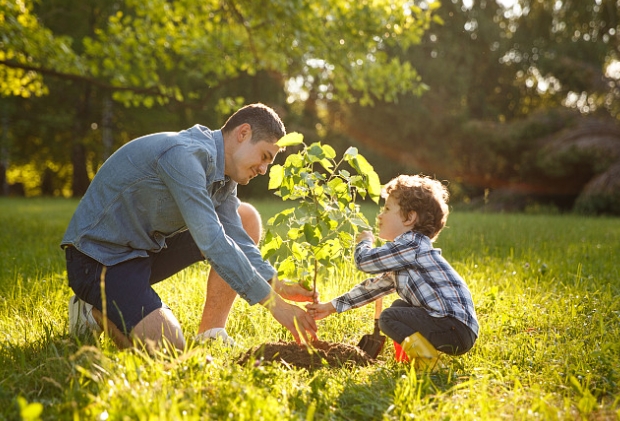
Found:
[237,340,377,370]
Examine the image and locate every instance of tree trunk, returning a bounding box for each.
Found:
[71,85,92,197]
[102,94,113,161]
[0,105,9,196]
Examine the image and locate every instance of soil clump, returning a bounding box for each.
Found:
[237,340,375,370]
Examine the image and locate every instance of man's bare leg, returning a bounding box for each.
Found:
[131,307,185,352]
[197,202,263,336]
[91,307,185,352]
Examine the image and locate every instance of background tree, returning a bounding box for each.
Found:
[2,0,620,213]
[0,0,436,196]
[324,0,620,213]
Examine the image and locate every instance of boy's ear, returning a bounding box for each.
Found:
[404,211,417,227]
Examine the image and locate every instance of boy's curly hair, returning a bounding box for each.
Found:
[383,174,450,241]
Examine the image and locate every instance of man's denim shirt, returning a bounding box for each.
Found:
[61,125,275,305]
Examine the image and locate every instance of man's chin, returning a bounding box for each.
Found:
[237,177,252,185]
[229,174,251,185]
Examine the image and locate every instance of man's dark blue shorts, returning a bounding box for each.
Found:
[65,231,204,335]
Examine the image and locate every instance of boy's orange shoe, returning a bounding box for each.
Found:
[400,332,443,372]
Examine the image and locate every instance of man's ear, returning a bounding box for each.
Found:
[236,123,252,143]
[404,211,417,227]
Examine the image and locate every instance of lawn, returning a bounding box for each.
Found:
[0,197,619,420]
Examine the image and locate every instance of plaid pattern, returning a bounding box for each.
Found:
[332,231,479,336]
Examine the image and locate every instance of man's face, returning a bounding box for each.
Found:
[228,135,281,185]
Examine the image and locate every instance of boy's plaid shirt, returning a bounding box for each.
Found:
[332,231,479,336]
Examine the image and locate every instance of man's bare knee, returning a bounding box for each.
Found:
[131,307,186,352]
[238,202,262,244]
[91,307,133,349]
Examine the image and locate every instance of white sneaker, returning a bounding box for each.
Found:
[68,295,102,336]
[195,328,236,347]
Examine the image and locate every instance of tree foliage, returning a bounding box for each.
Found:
[262,132,381,292]
[0,0,436,196]
[1,0,436,106]
[327,0,620,213]
[2,0,620,213]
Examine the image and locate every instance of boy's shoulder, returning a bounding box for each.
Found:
[395,231,433,249]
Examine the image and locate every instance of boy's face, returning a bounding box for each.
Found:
[377,195,416,241]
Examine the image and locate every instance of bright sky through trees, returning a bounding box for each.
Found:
[461,0,519,10]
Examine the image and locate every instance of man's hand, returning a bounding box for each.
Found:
[272,277,319,303]
[260,291,318,344]
[306,302,337,321]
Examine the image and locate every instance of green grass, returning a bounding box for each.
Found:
[1,197,619,420]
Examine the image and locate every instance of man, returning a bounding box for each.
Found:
[62,103,317,351]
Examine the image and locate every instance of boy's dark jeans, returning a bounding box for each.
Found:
[378,299,477,355]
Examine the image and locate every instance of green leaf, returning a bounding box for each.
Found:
[287,227,301,240]
[344,147,358,159]
[347,153,375,175]
[303,223,321,246]
[314,243,332,261]
[264,135,381,292]
[327,177,346,192]
[338,231,354,248]
[322,144,337,159]
[284,153,304,168]
[260,233,283,260]
[268,164,284,189]
[268,207,296,226]
[277,256,297,278]
[314,239,342,262]
[291,241,307,260]
[350,216,372,230]
[366,170,382,203]
[306,143,326,162]
[318,158,334,172]
[276,132,304,147]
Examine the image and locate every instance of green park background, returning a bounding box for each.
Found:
[1,0,619,214]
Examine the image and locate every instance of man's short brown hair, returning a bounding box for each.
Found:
[221,103,286,143]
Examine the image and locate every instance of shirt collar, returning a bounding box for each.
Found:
[195,125,228,183]
[212,129,228,183]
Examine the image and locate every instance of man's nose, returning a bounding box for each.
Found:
[258,163,268,175]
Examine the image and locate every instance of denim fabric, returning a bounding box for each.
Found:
[62,125,274,305]
[378,299,477,355]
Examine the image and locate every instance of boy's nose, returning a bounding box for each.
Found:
[258,163,268,175]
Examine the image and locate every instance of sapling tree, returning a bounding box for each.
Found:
[261,132,382,295]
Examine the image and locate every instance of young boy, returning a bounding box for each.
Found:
[307,175,478,370]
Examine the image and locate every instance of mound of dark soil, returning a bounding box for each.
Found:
[237,340,376,370]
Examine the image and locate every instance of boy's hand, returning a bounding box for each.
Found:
[356,230,375,243]
[272,277,318,303]
[306,302,337,320]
